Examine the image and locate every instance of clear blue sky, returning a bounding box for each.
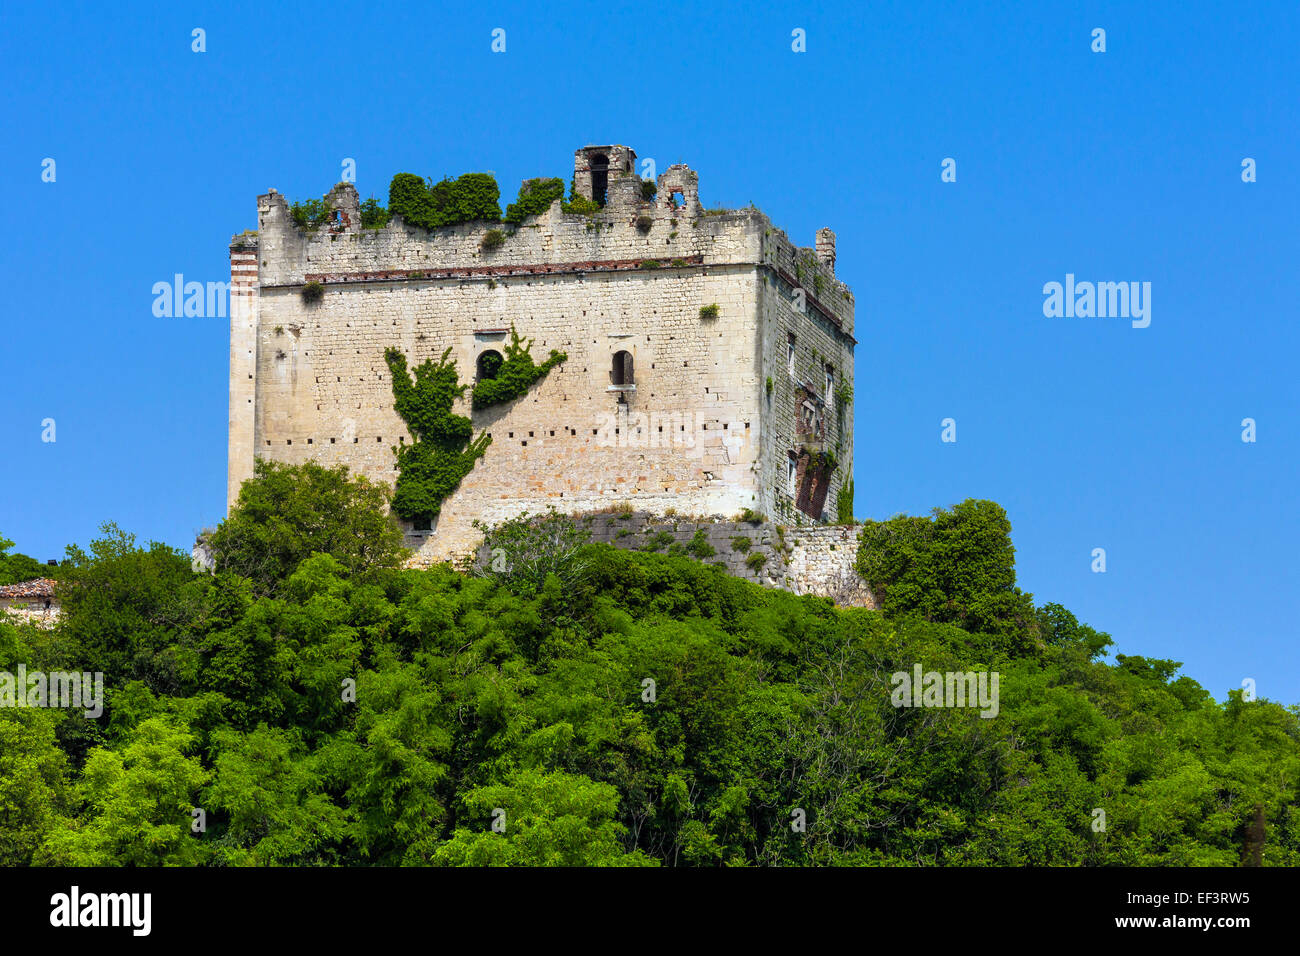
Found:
[2,1,1296,702]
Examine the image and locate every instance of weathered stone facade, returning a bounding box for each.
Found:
[227,144,857,571]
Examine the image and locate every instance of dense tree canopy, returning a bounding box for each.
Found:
[0,535,50,585]
[1,471,1295,867]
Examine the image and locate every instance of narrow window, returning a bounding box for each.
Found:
[824,363,834,399]
[611,350,634,387]
[787,454,798,496]
[787,334,796,374]
[591,153,609,206]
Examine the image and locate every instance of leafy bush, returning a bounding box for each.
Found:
[699,304,719,320]
[636,214,653,233]
[856,499,1038,646]
[745,551,767,572]
[561,179,602,216]
[640,179,657,201]
[359,197,389,229]
[685,530,716,559]
[730,536,752,553]
[388,172,502,229]
[641,531,674,552]
[470,325,566,410]
[475,510,592,596]
[504,177,564,223]
[481,229,506,251]
[289,198,332,230]
[302,281,325,305]
[834,380,853,413]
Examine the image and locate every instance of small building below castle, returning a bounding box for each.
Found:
[0,578,60,625]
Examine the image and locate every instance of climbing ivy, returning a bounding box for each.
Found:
[471,325,567,410]
[835,478,855,524]
[384,347,491,525]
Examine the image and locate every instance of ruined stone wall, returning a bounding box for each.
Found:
[0,603,61,628]
[480,511,875,607]
[228,146,856,565]
[756,227,855,526]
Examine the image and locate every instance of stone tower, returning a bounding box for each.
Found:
[227,145,856,564]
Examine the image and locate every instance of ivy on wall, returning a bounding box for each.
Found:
[471,325,567,410]
[384,347,491,525]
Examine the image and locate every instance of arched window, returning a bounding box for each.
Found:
[611,350,634,387]
[477,349,503,382]
[590,153,609,207]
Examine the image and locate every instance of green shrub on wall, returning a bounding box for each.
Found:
[505,177,565,223]
[388,172,502,229]
[359,197,389,229]
[561,177,602,215]
[471,325,567,411]
[383,347,491,525]
[290,198,333,230]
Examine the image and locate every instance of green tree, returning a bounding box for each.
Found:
[41,717,210,866]
[209,460,407,595]
[434,768,656,866]
[0,710,72,865]
[205,725,349,865]
[58,523,206,694]
[856,499,1037,645]
[0,533,51,585]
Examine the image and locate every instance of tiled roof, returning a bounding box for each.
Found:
[0,578,57,600]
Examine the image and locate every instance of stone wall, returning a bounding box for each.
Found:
[0,579,61,628]
[482,510,875,607]
[228,145,856,566]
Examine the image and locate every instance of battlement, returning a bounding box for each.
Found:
[235,149,853,336]
[227,144,857,565]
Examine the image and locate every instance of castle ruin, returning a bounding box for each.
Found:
[227,145,860,588]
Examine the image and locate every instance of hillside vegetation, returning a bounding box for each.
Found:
[0,466,1295,866]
